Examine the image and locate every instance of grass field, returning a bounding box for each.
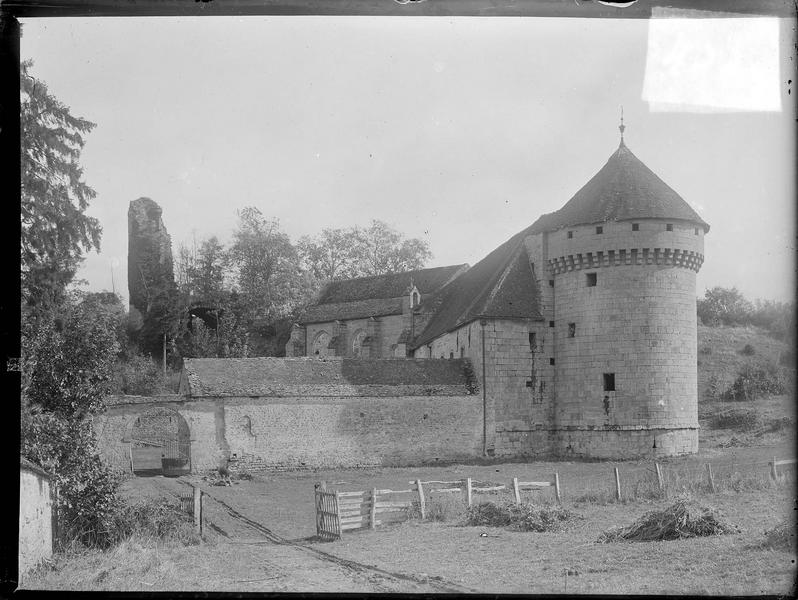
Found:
[21,324,796,593]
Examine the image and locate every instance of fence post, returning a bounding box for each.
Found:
[613,468,621,501]
[129,446,134,473]
[334,492,342,538]
[370,488,377,530]
[416,479,426,520]
[706,463,716,493]
[314,483,322,537]
[466,477,473,508]
[770,456,778,480]
[193,486,202,535]
[512,477,521,505]
[554,472,561,504]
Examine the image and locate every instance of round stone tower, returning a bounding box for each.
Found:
[531,133,709,458]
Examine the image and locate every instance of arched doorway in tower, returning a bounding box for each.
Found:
[126,407,191,477]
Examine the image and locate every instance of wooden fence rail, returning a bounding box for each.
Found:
[313,458,793,538]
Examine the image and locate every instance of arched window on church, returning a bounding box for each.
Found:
[241,415,254,437]
[312,331,331,357]
[352,329,366,357]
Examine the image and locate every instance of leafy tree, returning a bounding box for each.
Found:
[175,236,228,305]
[21,291,123,547]
[228,207,303,321]
[298,220,432,281]
[297,227,361,281]
[697,286,753,327]
[354,220,432,276]
[20,60,101,309]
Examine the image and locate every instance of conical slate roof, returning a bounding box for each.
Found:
[529,141,710,233]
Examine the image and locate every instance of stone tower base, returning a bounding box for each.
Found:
[554,428,698,459]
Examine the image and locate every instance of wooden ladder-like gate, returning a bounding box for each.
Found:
[314,484,341,541]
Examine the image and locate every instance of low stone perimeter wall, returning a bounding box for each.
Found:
[95,393,483,473]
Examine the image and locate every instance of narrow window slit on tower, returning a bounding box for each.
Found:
[567,231,573,239]
[568,323,575,337]
[632,223,639,231]
[549,358,555,365]
[596,226,603,234]
[694,227,699,235]
[586,272,597,287]
[528,332,536,349]
[603,373,616,392]
[548,279,554,287]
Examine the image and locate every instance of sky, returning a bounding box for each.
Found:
[20,13,796,305]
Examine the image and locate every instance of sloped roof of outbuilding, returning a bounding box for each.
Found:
[181,357,476,397]
[411,234,543,349]
[528,141,710,233]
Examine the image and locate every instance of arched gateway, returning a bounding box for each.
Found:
[124,406,191,476]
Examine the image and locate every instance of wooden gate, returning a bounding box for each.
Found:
[314,485,341,541]
[131,438,191,476]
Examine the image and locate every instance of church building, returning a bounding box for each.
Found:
[287,127,709,459]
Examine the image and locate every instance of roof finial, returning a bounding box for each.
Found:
[619,105,626,144]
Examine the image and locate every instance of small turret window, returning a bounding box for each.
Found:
[666,224,674,231]
[632,223,639,231]
[694,228,699,235]
[596,226,603,234]
[603,373,616,392]
[567,231,573,239]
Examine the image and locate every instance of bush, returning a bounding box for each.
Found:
[110,497,200,546]
[597,497,735,543]
[22,412,123,549]
[464,502,579,532]
[740,343,756,356]
[711,408,761,431]
[723,362,786,401]
[111,353,164,395]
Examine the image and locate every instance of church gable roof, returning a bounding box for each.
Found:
[528,142,710,233]
[412,235,543,349]
[317,264,468,304]
[298,264,467,324]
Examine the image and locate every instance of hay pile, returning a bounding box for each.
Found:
[598,498,735,543]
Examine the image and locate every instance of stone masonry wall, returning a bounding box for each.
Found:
[96,392,482,473]
[305,314,408,359]
[420,318,555,458]
[224,394,482,471]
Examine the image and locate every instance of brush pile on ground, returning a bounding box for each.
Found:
[598,497,735,543]
[465,502,578,532]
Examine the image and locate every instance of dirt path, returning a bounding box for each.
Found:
[145,476,476,593]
